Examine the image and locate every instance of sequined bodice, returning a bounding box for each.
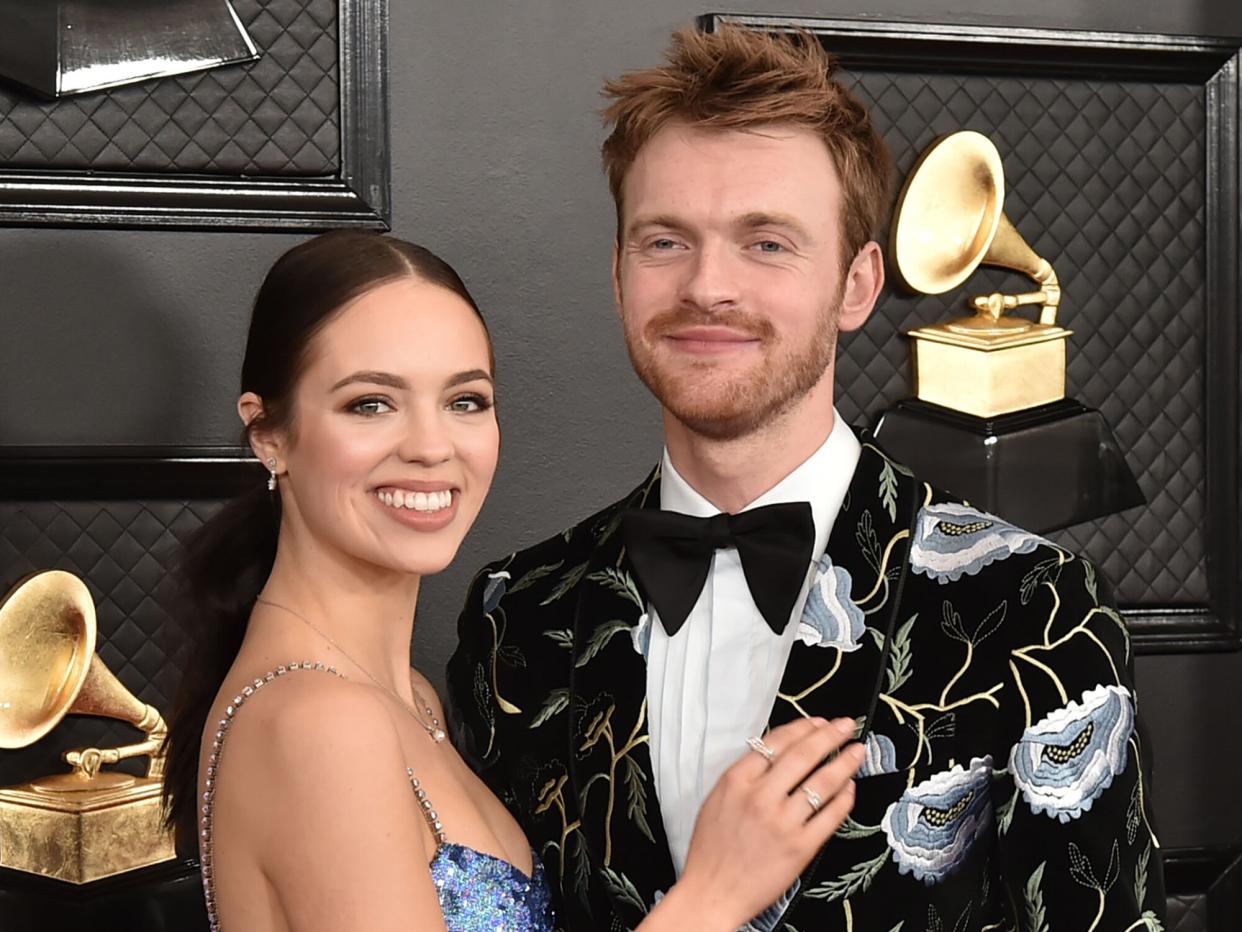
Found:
[431,842,555,930]
[200,662,555,932]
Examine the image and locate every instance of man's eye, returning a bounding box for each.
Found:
[650,238,679,250]
[754,240,784,253]
[348,397,393,416]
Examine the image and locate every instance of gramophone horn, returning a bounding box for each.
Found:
[892,130,1059,325]
[0,570,162,751]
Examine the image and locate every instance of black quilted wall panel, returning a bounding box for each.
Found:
[0,0,340,176]
[0,501,219,788]
[832,69,1208,609]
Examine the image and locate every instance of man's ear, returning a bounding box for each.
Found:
[237,392,283,469]
[838,240,885,333]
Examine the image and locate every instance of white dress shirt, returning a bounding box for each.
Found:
[646,412,861,876]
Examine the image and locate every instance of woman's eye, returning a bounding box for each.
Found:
[449,394,493,413]
[348,397,393,416]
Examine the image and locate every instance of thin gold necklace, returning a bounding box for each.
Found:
[255,596,446,743]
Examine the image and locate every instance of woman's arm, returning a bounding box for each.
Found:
[228,677,449,932]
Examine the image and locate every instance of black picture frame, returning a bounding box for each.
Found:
[0,0,390,232]
[704,14,1242,654]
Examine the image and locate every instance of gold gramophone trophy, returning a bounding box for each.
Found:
[0,570,176,883]
[872,130,1144,532]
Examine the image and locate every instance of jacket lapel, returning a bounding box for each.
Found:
[769,440,922,748]
[567,466,676,922]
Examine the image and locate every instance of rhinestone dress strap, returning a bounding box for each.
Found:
[199,661,342,932]
[407,768,449,848]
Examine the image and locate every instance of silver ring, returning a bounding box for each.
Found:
[802,785,823,813]
[745,735,776,764]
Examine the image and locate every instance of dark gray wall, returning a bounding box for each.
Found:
[1,0,1239,852]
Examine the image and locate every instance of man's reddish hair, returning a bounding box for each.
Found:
[601,25,892,261]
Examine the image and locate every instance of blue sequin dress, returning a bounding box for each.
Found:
[430,841,556,930]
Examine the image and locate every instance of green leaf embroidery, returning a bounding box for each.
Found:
[530,688,570,729]
[508,559,565,594]
[543,628,574,650]
[586,566,644,608]
[601,866,648,915]
[1135,842,1151,907]
[497,644,526,669]
[866,626,886,652]
[1024,861,1050,932]
[802,848,888,902]
[1126,781,1142,845]
[622,755,656,844]
[856,510,881,575]
[540,561,591,605]
[1139,910,1165,931]
[835,815,883,839]
[595,510,624,546]
[1083,560,1098,603]
[575,619,632,668]
[570,830,591,906]
[885,614,917,693]
[1068,840,1120,892]
[879,460,899,522]
[996,787,1018,836]
[1019,558,1062,606]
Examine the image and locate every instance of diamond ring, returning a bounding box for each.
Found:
[745,735,776,764]
[802,785,823,813]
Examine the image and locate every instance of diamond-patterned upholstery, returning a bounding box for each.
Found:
[0,501,219,789]
[1167,892,1209,932]
[833,69,1208,607]
[0,0,339,175]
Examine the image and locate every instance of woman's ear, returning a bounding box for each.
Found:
[238,392,283,469]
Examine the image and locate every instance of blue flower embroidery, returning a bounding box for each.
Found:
[909,502,1044,584]
[1010,684,1134,823]
[857,733,899,778]
[631,612,652,659]
[796,555,865,651]
[482,570,509,613]
[881,756,993,884]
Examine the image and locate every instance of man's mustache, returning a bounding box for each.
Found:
[643,308,774,341]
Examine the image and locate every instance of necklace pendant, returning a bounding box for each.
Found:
[431,728,447,743]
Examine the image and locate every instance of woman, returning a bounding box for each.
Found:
[162,230,862,931]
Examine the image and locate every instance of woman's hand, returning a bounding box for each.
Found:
[641,716,864,931]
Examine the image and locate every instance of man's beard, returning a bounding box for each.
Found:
[623,298,841,442]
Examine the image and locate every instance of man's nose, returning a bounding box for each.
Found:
[677,240,740,312]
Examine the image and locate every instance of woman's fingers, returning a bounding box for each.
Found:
[728,716,830,782]
[784,742,865,823]
[760,716,856,797]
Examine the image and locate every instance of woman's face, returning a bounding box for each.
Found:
[270,276,499,579]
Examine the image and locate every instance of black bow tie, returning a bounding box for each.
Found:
[621,502,816,637]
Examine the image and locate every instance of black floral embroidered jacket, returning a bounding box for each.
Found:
[446,440,1166,932]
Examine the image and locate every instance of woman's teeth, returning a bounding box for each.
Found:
[378,489,453,512]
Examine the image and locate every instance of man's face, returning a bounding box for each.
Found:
[614,122,864,441]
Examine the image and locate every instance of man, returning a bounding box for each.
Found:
[448,25,1164,931]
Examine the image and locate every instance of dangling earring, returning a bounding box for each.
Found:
[266,457,278,492]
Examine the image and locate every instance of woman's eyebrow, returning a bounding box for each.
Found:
[330,370,407,391]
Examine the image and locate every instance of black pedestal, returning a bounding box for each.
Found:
[871,398,1145,533]
[0,858,208,932]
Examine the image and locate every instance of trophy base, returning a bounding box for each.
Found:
[0,857,207,932]
[0,775,176,884]
[871,398,1146,533]
[909,323,1070,417]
